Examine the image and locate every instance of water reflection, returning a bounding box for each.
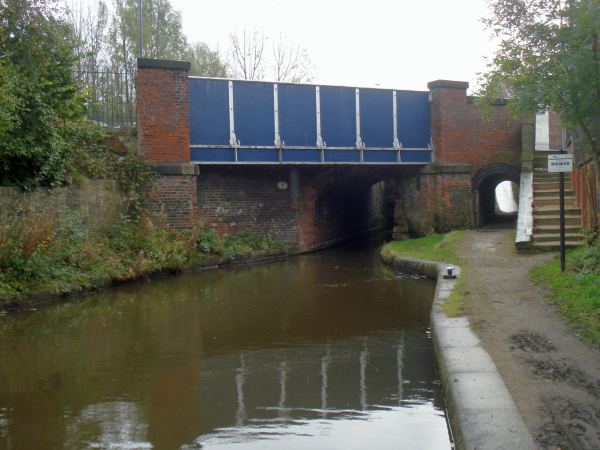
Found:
[65,402,151,449]
[0,241,450,449]
[191,403,448,450]
[193,331,443,446]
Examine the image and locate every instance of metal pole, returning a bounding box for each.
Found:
[559,146,566,272]
[138,0,143,58]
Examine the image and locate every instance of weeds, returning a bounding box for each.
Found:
[0,198,286,305]
[531,241,600,347]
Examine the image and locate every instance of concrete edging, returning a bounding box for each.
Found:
[384,254,536,450]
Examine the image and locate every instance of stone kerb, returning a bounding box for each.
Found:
[383,254,535,450]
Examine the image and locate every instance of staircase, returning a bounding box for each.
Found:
[531,151,583,249]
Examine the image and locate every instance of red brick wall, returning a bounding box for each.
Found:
[196,167,302,243]
[394,170,473,235]
[146,175,198,228]
[428,80,522,173]
[548,111,563,150]
[136,59,190,163]
[195,167,386,249]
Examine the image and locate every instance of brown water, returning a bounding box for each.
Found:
[0,241,451,450]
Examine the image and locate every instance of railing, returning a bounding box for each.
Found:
[77,70,136,129]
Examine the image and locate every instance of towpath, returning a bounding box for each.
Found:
[456,229,600,449]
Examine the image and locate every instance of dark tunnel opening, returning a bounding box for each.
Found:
[312,175,391,244]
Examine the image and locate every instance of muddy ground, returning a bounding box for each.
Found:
[456,229,600,450]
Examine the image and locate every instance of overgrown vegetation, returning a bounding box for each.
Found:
[478,0,600,228]
[381,232,470,316]
[0,199,285,305]
[0,0,95,187]
[531,241,600,347]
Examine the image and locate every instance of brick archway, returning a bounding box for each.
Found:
[473,163,520,227]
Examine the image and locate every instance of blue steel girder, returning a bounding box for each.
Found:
[188,77,432,165]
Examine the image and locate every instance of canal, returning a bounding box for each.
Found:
[0,241,452,449]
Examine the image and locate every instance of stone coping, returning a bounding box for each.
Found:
[428,80,469,90]
[383,255,536,450]
[137,58,191,71]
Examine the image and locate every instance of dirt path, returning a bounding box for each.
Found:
[456,229,600,450]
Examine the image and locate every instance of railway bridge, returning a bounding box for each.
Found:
[137,58,544,250]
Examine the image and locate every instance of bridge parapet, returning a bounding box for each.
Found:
[188,78,432,165]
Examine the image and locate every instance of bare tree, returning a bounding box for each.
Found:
[66,0,110,74]
[272,34,313,83]
[228,29,265,80]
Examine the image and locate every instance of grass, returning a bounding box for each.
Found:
[531,245,600,347]
[381,231,469,316]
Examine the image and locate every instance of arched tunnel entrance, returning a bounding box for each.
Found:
[473,164,520,227]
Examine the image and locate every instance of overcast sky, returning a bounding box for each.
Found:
[169,0,497,92]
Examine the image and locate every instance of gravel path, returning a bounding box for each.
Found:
[456,229,600,449]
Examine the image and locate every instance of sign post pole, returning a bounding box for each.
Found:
[559,154,565,272]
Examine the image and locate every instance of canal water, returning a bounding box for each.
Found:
[0,241,452,449]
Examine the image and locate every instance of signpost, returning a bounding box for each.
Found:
[548,153,573,272]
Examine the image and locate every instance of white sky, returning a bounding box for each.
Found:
[170,0,497,92]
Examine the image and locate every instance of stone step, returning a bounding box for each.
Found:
[534,189,575,198]
[534,196,577,207]
[532,174,571,183]
[533,181,572,190]
[533,169,571,177]
[533,232,584,242]
[533,215,582,226]
[532,241,583,249]
[533,205,581,215]
[534,224,582,233]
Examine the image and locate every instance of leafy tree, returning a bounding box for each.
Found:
[479,0,600,219]
[0,60,20,142]
[187,42,227,77]
[0,0,91,187]
[109,0,188,73]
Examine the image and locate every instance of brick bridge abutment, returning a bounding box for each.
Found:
[137,59,527,251]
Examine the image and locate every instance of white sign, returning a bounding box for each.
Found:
[548,154,573,173]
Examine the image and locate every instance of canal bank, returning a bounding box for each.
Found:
[381,243,535,450]
[0,225,384,313]
[382,229,600,449]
